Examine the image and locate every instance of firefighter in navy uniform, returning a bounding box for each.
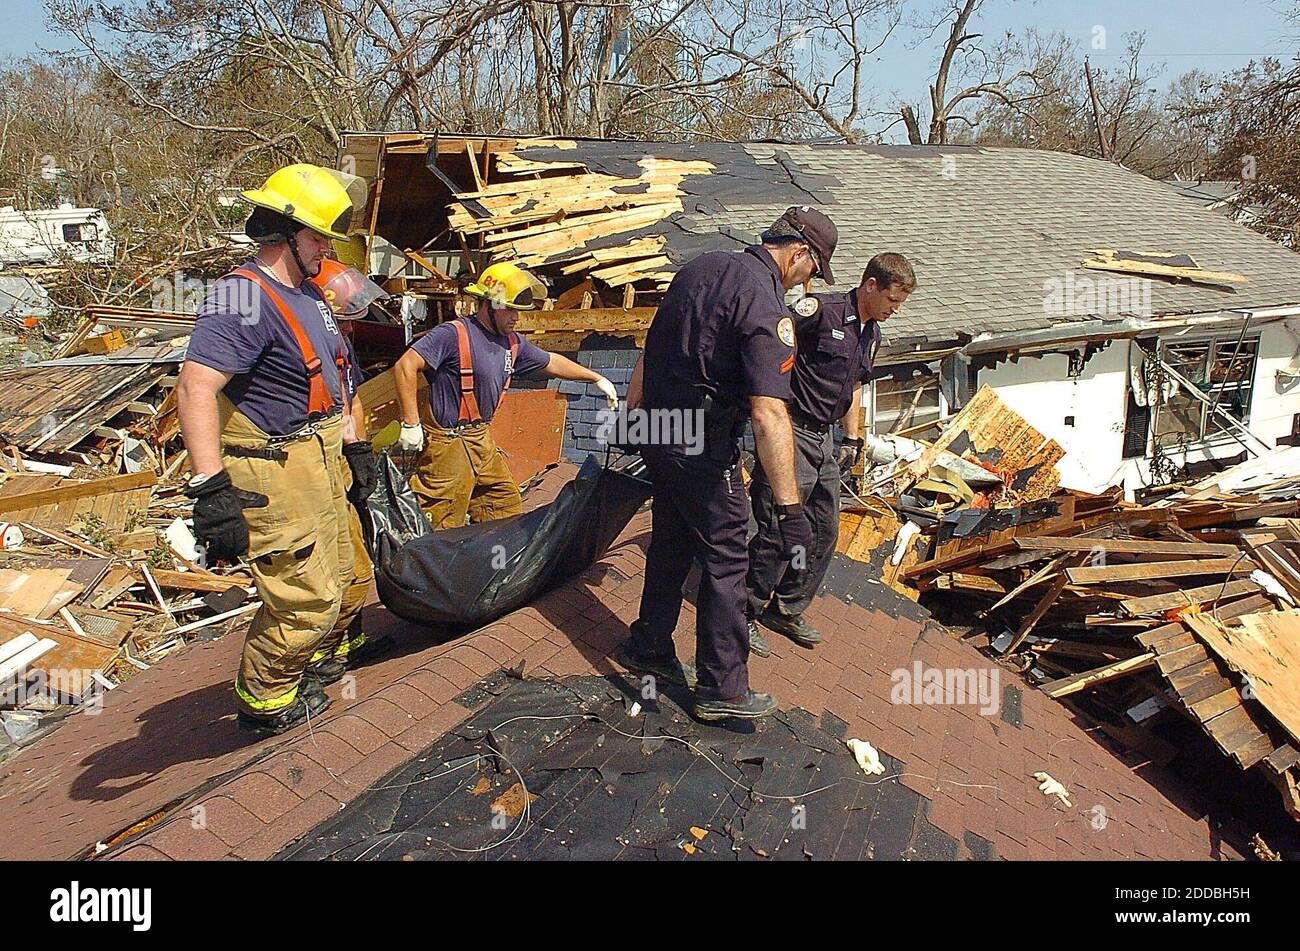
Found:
[746,253,916,653]
[620,206,839,721]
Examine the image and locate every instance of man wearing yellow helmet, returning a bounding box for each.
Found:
[392,261,619,530]
[177,163,370,736]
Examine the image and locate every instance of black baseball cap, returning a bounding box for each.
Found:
[764,206,838,283]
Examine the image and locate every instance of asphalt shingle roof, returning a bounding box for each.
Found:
[607,144,1300,345]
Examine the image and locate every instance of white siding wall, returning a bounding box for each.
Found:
[973,321,1300,497]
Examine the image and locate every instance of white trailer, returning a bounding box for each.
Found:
[0,204,116,265]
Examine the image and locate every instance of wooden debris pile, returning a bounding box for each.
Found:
[897,449,1300,821]
[832,387,1300,820]
[446,144,712,298]
[0,465,255,751]
[0,304,191,471]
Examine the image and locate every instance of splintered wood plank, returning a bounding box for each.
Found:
[132,568,252,593]
[1179,500,1300,531]
[1015,537,1237,557]
[1121,578,1261,617]
[904,508,1180,580]
[931,572,1006,594]
[1135,621,1188,648]
[984,555,1063,614]
[1146,632,1197,654]
[1190,687,1244,721]
[1156,642,1211,676]
[0,471,157,518]
[1213,593,1276,624]
[1005,571,1070,654]
[1177,668,1238,706]
[38,580,85,620]
[89,566,138,608]
[1167,657,1227,691]
[1041,653,1156,698]
[1066,557,1255,584]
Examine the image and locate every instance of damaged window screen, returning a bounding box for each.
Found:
[870,364,941,435]
[1154,333,1259,449]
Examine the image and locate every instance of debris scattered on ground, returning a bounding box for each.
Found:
[0,310,259,755]
[835,387,1300,824]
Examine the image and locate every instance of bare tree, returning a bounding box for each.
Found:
[898,0,1043,145]
[968,31,1213,180]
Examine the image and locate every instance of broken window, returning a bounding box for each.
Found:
[1151,332,1260,451]
[870,363,942,436]
[61,222,97,244]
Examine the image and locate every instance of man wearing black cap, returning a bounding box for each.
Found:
[617,206,838,721]
[747,252,916,652]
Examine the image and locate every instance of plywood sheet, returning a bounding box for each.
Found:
[360,369,566,485]
[490,390,567,484]
[0,568,72,617]
[906,384,1064,502]
[1187,610,1300,747]
[836,505,923,601]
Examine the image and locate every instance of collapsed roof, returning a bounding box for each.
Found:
[343,133,1300,349]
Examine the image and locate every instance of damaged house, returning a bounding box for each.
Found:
[340,133,1300,496]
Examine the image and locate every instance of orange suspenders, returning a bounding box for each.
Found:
[453,318,518,425]
[232,267,346,419]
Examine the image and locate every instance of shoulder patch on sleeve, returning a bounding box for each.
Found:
[777,316,796,347]
[793,296,820,318]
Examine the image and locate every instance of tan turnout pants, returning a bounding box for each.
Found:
[408,420,522,531]
[219,405,352,718]
[312,456,375,664]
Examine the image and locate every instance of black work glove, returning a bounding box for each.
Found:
[343,440,379,503]
[185,470,269,567]
[837,436,864,474]
[775,502,813,565]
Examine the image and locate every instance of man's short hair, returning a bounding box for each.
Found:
[863,253,916,292]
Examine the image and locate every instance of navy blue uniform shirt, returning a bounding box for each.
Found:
[788,288,881,425]
[643,245,795,411]
[187,260,351,436]
[411,317,550,428]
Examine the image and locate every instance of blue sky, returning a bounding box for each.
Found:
[3,0,1295,139]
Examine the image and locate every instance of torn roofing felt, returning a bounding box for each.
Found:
[514,140,841,208]
[276,673,967,861]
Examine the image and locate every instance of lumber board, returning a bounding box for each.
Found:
[1041,653,1156,698]
[1121,578,1261,616]
[1015,536,1237,557]
[1177,668,1238,706]
[1005,571,1070,653]
[1066,556,1254,584]
[1156,642,1211,676]
[0,471,157,516]
[134,569,252,593]
[1135,621,1188,648]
